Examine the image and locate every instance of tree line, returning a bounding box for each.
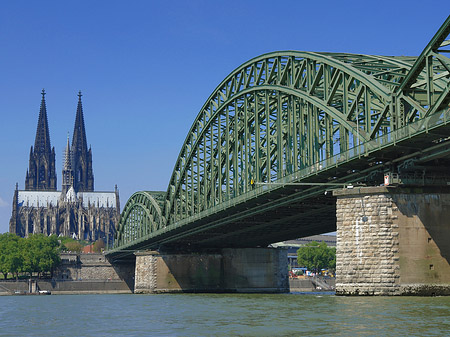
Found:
[0,233,61,279]
[296,241,336,274]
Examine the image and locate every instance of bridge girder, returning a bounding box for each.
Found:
[111,16,450,254]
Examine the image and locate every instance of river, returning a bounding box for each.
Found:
[0,293,449,336]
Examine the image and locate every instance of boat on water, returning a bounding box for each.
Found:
[38,290,51,295]
[13,290,51,295]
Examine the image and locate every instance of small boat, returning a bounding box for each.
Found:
[38,290,51,295]
[12,290,51,295]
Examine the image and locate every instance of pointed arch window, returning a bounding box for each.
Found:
[39,164,46,188]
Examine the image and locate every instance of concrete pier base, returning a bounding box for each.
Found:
[134,248,289,294]
[334,186,450,296]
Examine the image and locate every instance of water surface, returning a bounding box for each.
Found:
[1,293,449,336]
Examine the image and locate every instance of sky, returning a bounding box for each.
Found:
[0,1,449,234]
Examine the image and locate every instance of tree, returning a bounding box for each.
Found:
[92,239,105,253]
[0,233,61,279]
[0,234,11,279]
[38,235,61,277]
[60,236,83,253]
[63,241,83,253]
[297,241,336,274]
[0,233,23,279]
[21,234,60,277]
[21,234,40,277]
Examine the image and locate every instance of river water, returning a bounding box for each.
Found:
[0,292,449,336]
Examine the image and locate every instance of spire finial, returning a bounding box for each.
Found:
[78,90,82,99]
[41,88,46,97]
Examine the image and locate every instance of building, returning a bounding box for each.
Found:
[9,90,120,244]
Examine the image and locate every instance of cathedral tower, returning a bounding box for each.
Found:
[71,91,94,192]
[62,133,73,194]
[25,89,57,191]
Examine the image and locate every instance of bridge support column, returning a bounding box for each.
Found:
[134,248,289,294]
[334,186,450,295]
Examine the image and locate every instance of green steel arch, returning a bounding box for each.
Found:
[112,15,450,252]
[115,191,166,248]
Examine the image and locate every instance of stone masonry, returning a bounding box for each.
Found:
[56,253,134,286]
[135,251,158,293]
[334,186,450,295]
[0,253,135,295]
[134,248,289,294]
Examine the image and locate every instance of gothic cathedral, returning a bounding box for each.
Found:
[9,90,120,244]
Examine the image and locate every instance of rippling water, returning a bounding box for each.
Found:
[1,293,449,336]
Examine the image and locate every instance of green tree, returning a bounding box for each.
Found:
[0,233,23,279]
[63,241,83,253]
[60,236,83,253]
[21,234,60,277]
[21,235,39,277]
[92,239,105,253]
[0,233,11,279]
[297,241,336,274]
[38,235,60,277]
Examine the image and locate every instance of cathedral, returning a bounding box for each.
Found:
[9,90,120,244]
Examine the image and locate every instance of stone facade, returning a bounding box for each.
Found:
[334,186,450,295]
[10,187,119,242]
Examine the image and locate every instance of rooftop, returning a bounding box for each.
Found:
[17,190,117,208]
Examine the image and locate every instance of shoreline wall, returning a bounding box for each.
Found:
[0,253,135,295]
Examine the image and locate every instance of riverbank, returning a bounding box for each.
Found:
[0,279,132,295]
[0,277,335,295]
[289,277,335,292]
[0,252,334,295]
[0,252,134,295]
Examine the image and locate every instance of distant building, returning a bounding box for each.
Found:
[9,90,119,243]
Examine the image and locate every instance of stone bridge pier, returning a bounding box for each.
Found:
[334,186,450,295]
[134,248,289,294]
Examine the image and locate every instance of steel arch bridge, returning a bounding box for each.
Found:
[108,16,450,257]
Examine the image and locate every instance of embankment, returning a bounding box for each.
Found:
[0,252,134,295]
[289,277,335,292]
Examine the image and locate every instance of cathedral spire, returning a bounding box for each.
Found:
[63,133,72,171]
[25,89,57,191]
[62,132,73,194]
[34,89,52,154]
[72,91,88,154]
[71,91,94,192]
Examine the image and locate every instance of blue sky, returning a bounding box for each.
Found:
[0,1,449,233]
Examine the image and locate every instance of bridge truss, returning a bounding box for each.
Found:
[110,16,450,256]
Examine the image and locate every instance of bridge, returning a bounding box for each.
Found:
[107,17,450,295]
